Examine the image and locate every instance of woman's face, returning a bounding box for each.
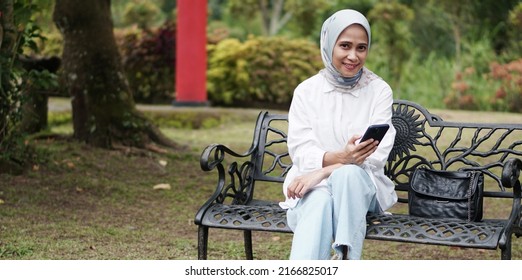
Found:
[332,24,368,77]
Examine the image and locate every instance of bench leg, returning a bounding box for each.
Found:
[198,225,209,260]
[501,235,512,260]
[244,230,253,260]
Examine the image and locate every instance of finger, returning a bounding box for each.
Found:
[361,141,377,153]
[287,183,297,199]
[288,182,300,199]
[360,147,377,162]
[294,183,304,198]
[350,135,361,144]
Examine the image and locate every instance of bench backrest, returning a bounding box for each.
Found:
[251,100,522,200]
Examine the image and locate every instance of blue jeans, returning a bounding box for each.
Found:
[286,165,379,260]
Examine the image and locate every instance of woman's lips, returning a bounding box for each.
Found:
[343,63,359,71]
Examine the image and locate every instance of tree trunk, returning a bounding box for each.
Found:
[52,0,178,149]
[0,0,16,143]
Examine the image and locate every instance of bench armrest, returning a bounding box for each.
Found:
[499,158,522,247]
[501,158,522,189]
[200,143,255,171]
[195,143,258,225]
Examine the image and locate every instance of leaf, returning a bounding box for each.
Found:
[152,183,171,190]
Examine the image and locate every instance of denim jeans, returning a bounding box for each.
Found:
[286,165,379,260]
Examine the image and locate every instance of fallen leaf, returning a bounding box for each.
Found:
[153,183,171,190]
[0,199,4,205]
[32,164,39,171]
[158,160,168,167]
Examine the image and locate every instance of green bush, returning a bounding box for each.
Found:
[207,36,323,108]
[118,21,175,104]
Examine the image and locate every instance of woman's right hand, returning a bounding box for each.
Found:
[343,135,378,165]
[324,135,378,166]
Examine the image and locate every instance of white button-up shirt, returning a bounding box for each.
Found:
[280,70,398,211]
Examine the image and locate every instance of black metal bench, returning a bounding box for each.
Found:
[194,99,522,260]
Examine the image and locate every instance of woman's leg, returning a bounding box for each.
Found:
[328,165,378,260]
[286,188,334,260]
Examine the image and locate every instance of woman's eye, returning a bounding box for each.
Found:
[340,43,350,48]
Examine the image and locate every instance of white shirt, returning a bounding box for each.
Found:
[280,70,398,211]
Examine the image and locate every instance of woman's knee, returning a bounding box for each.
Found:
[296,190,333,216]
[329,165,375,195]
[305,189,333,210]
[331,164,363,176]
[287,189,333,230]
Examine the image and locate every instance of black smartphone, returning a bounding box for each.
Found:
[359,124,390,144]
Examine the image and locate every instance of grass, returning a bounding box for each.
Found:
[2,98,522,260]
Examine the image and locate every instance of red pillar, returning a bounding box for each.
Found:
[174,0,208,106]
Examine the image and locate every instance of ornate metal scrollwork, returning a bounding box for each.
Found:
[386,100,522,191]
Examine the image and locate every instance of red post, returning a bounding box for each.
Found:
[174,0,208,106]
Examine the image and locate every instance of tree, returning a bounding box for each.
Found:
[226,0,330,37]
[0,0,40,173]
[53,0,178,150]
[368,1,414,89]
[436,0,474,72]
[0,1,18,146]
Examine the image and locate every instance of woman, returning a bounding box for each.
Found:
[279,9,397,260]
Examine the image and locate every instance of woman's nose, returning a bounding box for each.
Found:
[346,50,356,60]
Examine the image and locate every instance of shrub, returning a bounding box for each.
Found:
[488,58,522,113]
[122,0,164,30]
[207,36,323,108]
[444,67,481,111]
[384,51,453,108]
[118,21,176,104]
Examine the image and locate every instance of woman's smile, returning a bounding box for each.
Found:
[342,62,360,71]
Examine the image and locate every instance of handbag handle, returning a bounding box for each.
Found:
[467,172,475,221]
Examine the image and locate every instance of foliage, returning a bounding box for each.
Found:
[468,0,520,53]
[27,0,61,57]
[409,2,455,59]
[328,0,376,15]
[0,0,47,172]
[379,51,453,107]
[444,67,482,111]
[122,0,164,30]
[367,1,414,89]
[226,0,330,37]
[507,2,522,57]
[281,0,332,38]
[488,58,522,113]
[207,36,323,107]
[117,21,175,104]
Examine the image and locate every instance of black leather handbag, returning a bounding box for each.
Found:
[408,168,484,222]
